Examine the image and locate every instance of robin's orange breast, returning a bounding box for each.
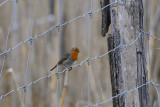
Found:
[71,51,79,61]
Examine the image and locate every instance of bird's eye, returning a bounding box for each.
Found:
[75,49,79,52]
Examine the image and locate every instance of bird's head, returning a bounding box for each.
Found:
[70,47,80,53]
[70,47,80,61]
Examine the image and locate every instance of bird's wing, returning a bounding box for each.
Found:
[50,53,70,71]
[58,53,70,65]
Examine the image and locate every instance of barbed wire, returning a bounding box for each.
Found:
[0,29,142,100]
[0,0,119,57]
[91,80,160,107]
[0,29,157,102]
[140,29,160,41]
[0,0,160,106]
[91,81,151,107]
[0,32,159,106]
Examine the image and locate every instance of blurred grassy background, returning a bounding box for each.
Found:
[0,0,159,107]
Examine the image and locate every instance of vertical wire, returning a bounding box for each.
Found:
[148,0,152,81]
[21,0,39,106]
[119,1,127,106]
[0,0,18,78]
[148,0,160,105]
[153,84,160,106]
[55,0,61,106]
[87,0,93,106]
[21,45,31,107]
[120,48,127,106]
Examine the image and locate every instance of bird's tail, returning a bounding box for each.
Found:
[50,65,57,71]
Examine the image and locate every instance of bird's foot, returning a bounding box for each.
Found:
[68,67,72,71]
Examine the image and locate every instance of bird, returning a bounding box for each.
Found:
[50,47,80,71]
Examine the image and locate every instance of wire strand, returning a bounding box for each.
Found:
[21,0,39,106]
[0,0,119,57]
[147,0,153,82]
[0,31,144,100]
[0,1,159,107]
[0,0,18,78]
[0,0,9,7]
[55,0,61,106]
[87,0,93,106]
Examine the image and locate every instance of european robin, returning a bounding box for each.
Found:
[50,47,80,71]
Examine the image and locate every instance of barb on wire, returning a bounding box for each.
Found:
[0,31,143,101]
[0,0,119,57]
[140,29,160,41]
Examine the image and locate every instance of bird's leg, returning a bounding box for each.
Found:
[62,65,72,71]
[68,67,72,71]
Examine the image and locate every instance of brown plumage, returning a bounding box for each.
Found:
[50,53,70,71]
[50,47,80,71]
